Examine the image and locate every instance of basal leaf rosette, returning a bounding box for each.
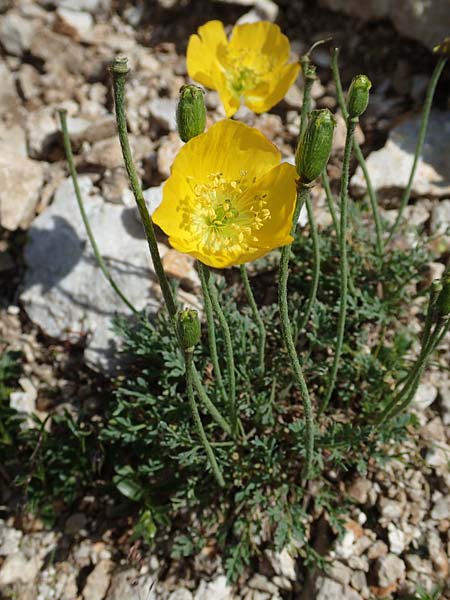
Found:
[153,120,297,269]
[187,20,300,117]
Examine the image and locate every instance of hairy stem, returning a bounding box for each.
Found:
[205,267,237,436]
[278,184,314,481]
[320,119,356,413]
[111,57,230,436]
[59,110,138,314]
[240,264,266,373]
[387,55,447,243]
[331,48,384,257]
[198,262,227,401]
[297,194,321,333]
[322,167,340,244]
[185,351,225,487]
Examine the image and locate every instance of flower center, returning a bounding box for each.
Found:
[178,172,271,261]
[222,48,275,97]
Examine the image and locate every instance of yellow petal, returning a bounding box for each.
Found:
[245,62,300,113]
[171,119,281,183]
[152,170,192,239]
[229,22,290,64]
[238,162,297,246]
[186,20,228,89]
[211,70,241,117]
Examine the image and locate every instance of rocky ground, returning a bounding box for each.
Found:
[1,0,450,598]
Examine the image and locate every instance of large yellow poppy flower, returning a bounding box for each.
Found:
[153,120,297,269]
[186,20,300,117]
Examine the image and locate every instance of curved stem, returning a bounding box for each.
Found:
[320,119,356,414]
[205,268,237,436]
[59,110,138,314]
[278,184,314,481]
[379,318,449,423]
[198,262,227,401]
[331,48,384,257]
[111,57,230,436]
[240,264,266,373]
[185,351,225,487]
[299,57,316,141]
[387,56,447,243]
[111,57,177,318]
[297,194,321,334]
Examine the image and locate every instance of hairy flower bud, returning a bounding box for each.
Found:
[347,74,371,119]
[295,109,335,183]
[176,308,201,352]
[176,84,206,143]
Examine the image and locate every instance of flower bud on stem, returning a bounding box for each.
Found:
[176,84,206,142]
[111,56,231,438]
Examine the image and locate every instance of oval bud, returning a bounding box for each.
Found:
[176,308,201,352]
[295,109,335,183]
[176,84,206,143]
[347,74,371,119]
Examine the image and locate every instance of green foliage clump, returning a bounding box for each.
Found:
[3,216,433,580]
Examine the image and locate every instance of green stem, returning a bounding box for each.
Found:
[185,351,225,487]
[278,184,314,481]
[379,318,449,423]
[299,57,316,141]
[205,267,237,436]
[322,167,340,244]
[111,57,177,318]
[198,262,228,401]
[111,57,230,436]
[58,110,138,315]
[331,48,384,257]
[320,119,356,414]
[240,264,266,373]
[297,194,321,333]
[387,55,447,243]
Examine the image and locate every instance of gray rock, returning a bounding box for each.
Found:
[316,577,362,600]
[169,591,193,600]
[105,568,155,600]
[317,0,450,50]
[82,559,115,600]
[20,176,164,372]
[347,478,371,504]
[430,199,450,239]
[0,151,44,230]
[26,107,59,159]
[0,522,22,556]
[0,12,34,56]
[431,495,450,520]
[195,575,232,600]
[84,136,152,170]
[411,382,438,411]
[0,552,41,586]
[327,560,352,586]
[55,7,94,41]
[9,377,38,425]
[377,554,406,587]
[53,0,111,13]
[351,111,450,198]
[266,547,296,580]
[0,60,19,114]
[0,123,27,158]
[149,97,178,131]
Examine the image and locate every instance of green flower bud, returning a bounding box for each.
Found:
[295,109,335,183]
[176,308,201,352]
[176,84,206,143]
[347,74,371,119]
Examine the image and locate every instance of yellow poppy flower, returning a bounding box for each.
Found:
[187,20,300,117]
[153,120,297,269]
